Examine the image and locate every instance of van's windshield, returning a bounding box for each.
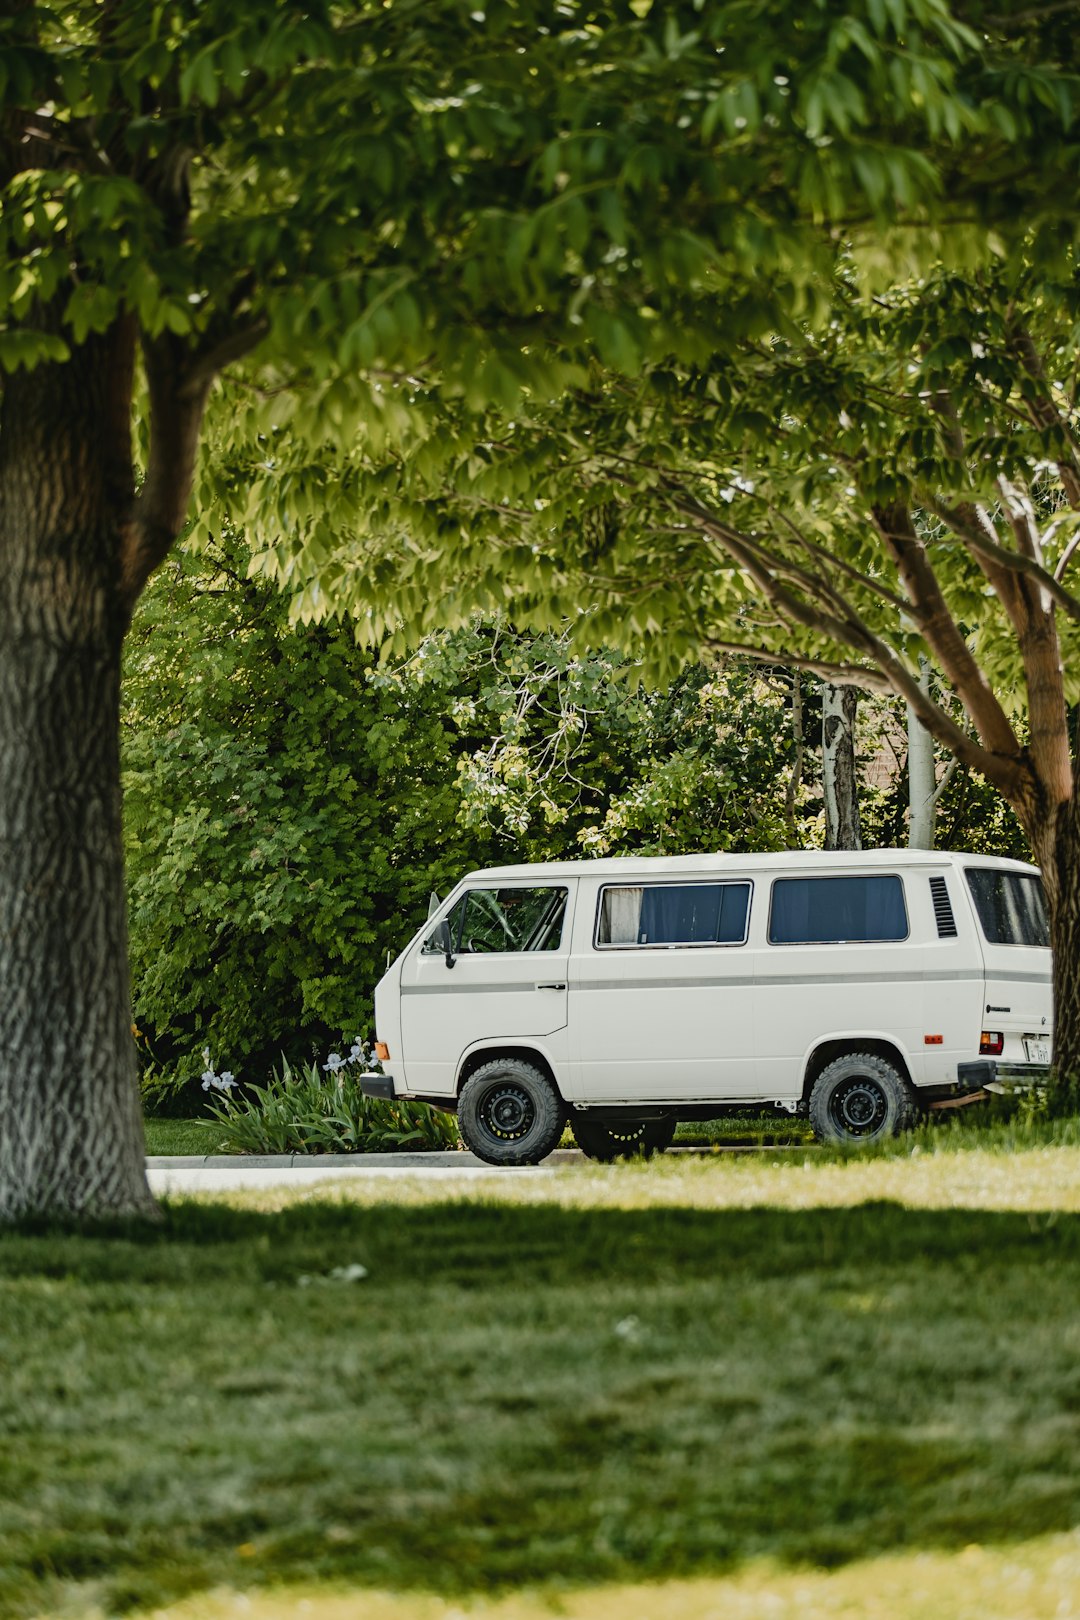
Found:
[965,869,1049,947]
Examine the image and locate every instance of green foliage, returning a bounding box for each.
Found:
[123,540,815,1081]
[234,255,1080,704]
[387,631,809,857]
[10,0,1070,395]
[10,6,1077,691]
[122,539,490,1081]
[201,1057,459,1154]
[855,688,1031,858]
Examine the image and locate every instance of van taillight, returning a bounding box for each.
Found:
[980,1031,1004,1056]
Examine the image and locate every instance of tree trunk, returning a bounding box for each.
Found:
[1033,789,1080,1100]
[822,682,861,851]
[784,670,805,848]
[907,659,938,849]
[0,332,153,1219]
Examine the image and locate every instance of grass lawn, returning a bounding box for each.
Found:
[3,1134,1080,1619]
[142,1113,814,1157]
[81,1534,1080,1620]
[143,1118,229,1156]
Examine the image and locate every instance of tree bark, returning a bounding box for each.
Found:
[822,683,862,851]
[1030,790,1080,1100]
[784,670,805,848]
[0,329,154,1219]
[907,659,938,850]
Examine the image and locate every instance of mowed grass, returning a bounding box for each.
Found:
[3,1142,1080,1619]
[143,1118,228,1156]
[141,1111,814,1157]
[86,1534,1080,1620]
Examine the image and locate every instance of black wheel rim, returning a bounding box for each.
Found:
[608,1124,648,1144]
[828,1076,887,1137]
[478,1082,536,1143]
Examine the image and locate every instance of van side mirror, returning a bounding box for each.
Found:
[430,918,456,969]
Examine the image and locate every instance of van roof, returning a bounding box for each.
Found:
[463,849,1040,883]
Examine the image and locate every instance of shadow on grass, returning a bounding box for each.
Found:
[2,1198,1079,1616]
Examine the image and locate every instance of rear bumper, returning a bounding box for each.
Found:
[360,1071,396,1101]
[957,1059,1051,1090]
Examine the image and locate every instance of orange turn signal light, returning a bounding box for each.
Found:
[375,1041,391,1062]
[924,1034,943,1045]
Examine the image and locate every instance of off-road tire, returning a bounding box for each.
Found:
[571,1111,677,1162]
[458,1058,566,1166]
[808,1051,917,1145]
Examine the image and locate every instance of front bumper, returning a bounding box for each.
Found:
[360,1070,396,1101]
[957,1059,1051,1091]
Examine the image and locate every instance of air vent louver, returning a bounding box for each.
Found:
[930,875,957,938]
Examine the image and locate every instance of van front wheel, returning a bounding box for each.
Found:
[458,1059,566,1166]
[809,1052,916,1145]
[571,1112,677,1161]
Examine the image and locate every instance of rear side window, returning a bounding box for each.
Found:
[965,869,1049,947]
[432,887,568,954]
[769,875,908,945]
[597,882,751,947]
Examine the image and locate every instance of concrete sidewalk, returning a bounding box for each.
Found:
[146,1148,582,1169]
[145,1148,562,1194]
[145,1143,806,1193]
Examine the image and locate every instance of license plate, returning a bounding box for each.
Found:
[1024,1038,1051,1065]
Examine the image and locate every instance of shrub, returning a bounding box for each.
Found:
[200,1053,459,1154]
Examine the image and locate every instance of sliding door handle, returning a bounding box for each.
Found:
[535,982,567,991]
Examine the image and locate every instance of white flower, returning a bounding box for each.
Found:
[323,1052,346,1073]
[329,1263,369,1283]
[297,1262,369,1287]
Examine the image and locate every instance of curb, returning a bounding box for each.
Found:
[145,1144,811,1169]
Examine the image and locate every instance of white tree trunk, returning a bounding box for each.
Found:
[907,661,938,849]
[822,682,861,850]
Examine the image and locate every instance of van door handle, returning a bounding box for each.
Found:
[536,982,567,991]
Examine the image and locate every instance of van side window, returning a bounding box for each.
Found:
[965,869,1049,947]
[769,875,907,944]
[432,887,568,954]
[596,882,750,947]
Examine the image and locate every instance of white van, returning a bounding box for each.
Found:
[364,850,1052,1164]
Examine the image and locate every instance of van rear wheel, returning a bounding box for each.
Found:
[809,1052,916,1145]
[571,1112,677,1162]
[458,1058,566,1166]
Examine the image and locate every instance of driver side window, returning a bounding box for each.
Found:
[431,886,568,954]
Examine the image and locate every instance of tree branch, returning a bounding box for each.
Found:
[926,494,1080,624]
[770,504,915,618]
[121,334,212,608]
[178,316,271,401]
[1008,326,1080,508]
[671,490,1024,794]
[928,755,960,813]
[668,490,890,659]
[873,502,1023,761]
[1054,531,1080,583]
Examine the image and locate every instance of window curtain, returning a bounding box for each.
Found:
[603,887,644,944]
